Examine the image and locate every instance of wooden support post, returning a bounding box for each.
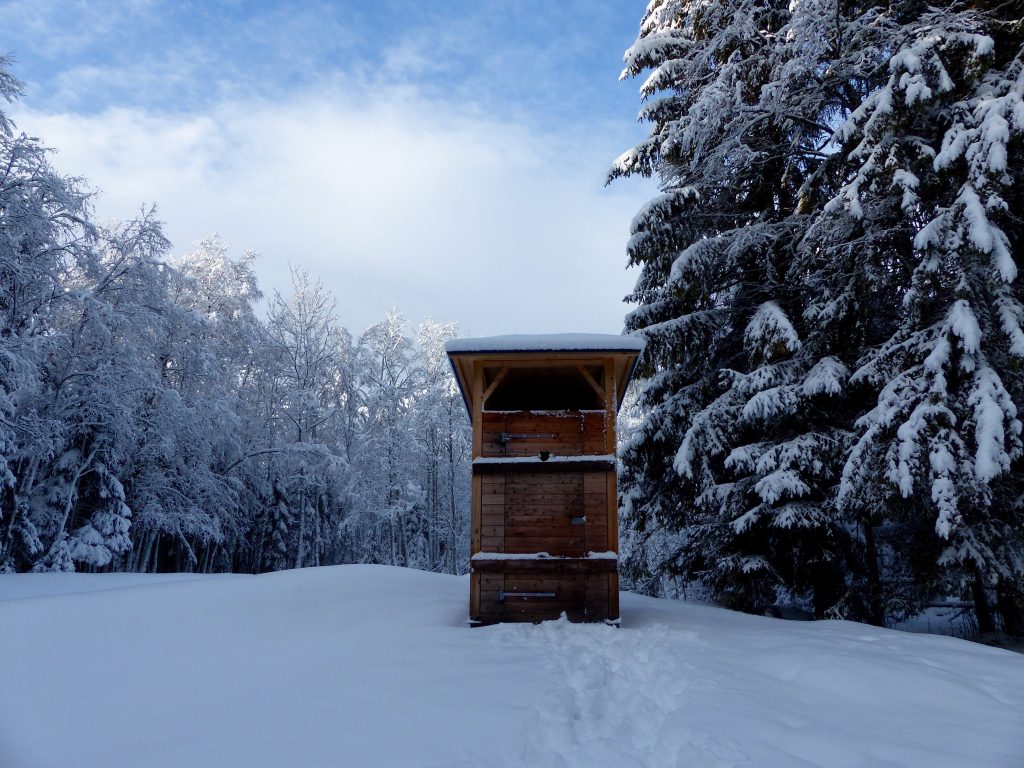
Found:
[470,361,484,620]
[604,360,620,621]
[603,360,617,554]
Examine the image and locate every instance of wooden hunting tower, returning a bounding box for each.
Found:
[446,334,644,625]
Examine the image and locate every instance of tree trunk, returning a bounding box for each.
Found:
[295,492,307,569]
[56,447,97,538]
[971,563,996,634]
[313,495,322,567]
[996,580,1024,637]
[863,519,885,626]
[134,530,155,573]
[446,415,459,575]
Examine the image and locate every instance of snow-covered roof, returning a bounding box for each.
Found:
[445,333,645,355]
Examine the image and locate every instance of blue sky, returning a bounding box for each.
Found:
[2,0,655,336]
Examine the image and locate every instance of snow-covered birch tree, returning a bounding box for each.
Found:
[0,56,472,580]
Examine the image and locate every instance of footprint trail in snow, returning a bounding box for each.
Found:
[494,617,748,768]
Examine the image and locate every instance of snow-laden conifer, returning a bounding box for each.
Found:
[614,0,864,614]
[824,7,1024,628]
[616,0,1024,628]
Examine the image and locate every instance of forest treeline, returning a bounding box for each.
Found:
[613,0,1024,634]
[0,61,470,576]
[5,0,1024,639]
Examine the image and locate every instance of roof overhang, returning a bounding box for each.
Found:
[445,333,645,418]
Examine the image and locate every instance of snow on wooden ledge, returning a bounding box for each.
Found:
[472,551,618,561]
[473,455,616,466]
[445,333,645,354]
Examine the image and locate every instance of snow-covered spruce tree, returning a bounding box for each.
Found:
[616,0,1024,629]
[613,0,870,616]
[823,6,1024,632]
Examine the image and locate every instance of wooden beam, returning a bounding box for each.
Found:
[473,458,615,474]
[449,353,629,369]
[481,367,509,407]
[576,365,605,399]
[471,360,484,460]
[603,360,616,455]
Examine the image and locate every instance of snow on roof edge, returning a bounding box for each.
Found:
[445,333,645,355]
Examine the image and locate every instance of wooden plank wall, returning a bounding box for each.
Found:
[479,471,608,555]
[480,412,606,457]
[478,568,612,623]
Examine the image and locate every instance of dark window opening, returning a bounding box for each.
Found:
[483,366,603,411]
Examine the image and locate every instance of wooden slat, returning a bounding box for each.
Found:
[504,515,583,526]
[477,610,588,624]
[507,473,583,484]
[502,577,580,590]
[506,493,582,505]
[505,512,581,525]
[504,523,579,537]
[586,525,608,552]
[480,446,609,458]
[504,541,581,557]
[474,460,615,475]
[480,574,503,590]
[480,415,601,431]
[472,558,617,574]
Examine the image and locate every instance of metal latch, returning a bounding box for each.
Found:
[498,432,557,443]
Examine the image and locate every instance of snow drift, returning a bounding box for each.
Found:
[1,566,1022,767]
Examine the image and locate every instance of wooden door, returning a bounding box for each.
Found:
[504,471,585,557]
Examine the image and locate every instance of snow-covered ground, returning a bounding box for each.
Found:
[2,566,1022,768]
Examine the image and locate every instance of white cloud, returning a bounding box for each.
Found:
[14,83,652,336]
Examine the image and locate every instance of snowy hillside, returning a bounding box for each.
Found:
[2,566,1022,768]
